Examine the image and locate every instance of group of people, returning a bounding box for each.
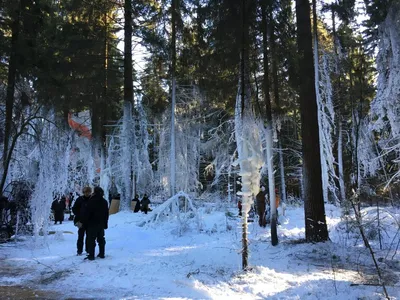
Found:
[132,194,151,214]
[68,188,152,261]
[238,186,280,228]
[71,186,109,261]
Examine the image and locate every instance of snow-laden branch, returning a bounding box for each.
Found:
[143,191,201,234]
[317,51,339,204]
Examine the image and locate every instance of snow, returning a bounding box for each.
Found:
[1,202,399,299]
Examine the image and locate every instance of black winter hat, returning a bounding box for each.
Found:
[94,186,104,197]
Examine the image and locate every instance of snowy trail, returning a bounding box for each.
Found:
[0,204,398,299]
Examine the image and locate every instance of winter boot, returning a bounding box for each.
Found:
[98,243,105,259]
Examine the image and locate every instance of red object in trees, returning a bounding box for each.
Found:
[68,112,92,140]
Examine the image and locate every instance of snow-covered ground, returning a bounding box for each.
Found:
[0,202,399,299]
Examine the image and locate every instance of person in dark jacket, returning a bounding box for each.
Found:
[141,194,151,214]
[132,194,141,213]
[72,186,92,255]
[51,196,66,225]
[237,199,242,216]
[256,186,267,228]
[82,186,109,260]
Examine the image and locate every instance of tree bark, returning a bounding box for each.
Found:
[123,0,133,207]
[295,0,329,242]
[261,0,278,246]
[170,0,177,197]
[270,1,288,207]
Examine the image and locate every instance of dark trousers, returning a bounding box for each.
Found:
[77,228,87,254]
[257,205,266,228]
[87,224,105,258]
[54,211,64,224]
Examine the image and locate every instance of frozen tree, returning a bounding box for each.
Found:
[66,111,99,190]
[121,103,133,209]
[358,119,380,178]
[9,108,102,238]
[144,191,201,235]
[20,111,71,239]
[156,86,202,197]
[99,141,111,201]
[258,120,278,245]
[318,52,339,204]
[105,105,153,205]
[8,107,106,239]
[0,81,38,193]
[370,3,400,185]
[134,103,154,196]
[311,0,337,205]
[234,67,263,267]
[202,117,236,192]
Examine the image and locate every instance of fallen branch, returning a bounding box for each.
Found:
[32,258,55,273]
[186,269,200,278]
[350,283,392,287]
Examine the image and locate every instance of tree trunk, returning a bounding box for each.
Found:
[270,2,288,209]
[100,9,109,192]
[3,2,20,171]
[170,0,177,197]
[261,0,278,246]
[240,0,253,270]
[312,0,329,204]
[295,0,329,242]
[278,139,287,203]
[123,0,134,208]
[332,6,345,204]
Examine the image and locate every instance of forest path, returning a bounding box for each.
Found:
[0,204,398,299]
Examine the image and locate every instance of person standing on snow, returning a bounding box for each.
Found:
[256,186,267,227]
[141,194,151,214]
[51,196,66,225]
[238,198,242,216]
[132,194,141,213]
[82,186,109,260]
[72,186,92,255]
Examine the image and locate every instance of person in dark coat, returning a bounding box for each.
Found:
[72,186,92,255]
[82,186,109,261]
[237,199,242,216]
[141,194,151,214]
[51,196,66,225]
[132,194,141,213]
[256,186,267,228]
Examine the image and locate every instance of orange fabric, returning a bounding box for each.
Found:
[275,195,280,208]
[68,112,101,173]
[68,113,92,140]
